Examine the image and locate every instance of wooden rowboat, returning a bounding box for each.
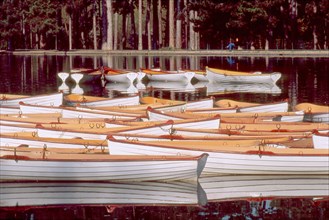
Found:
[140,68,195,83]
[69,68,102,84]
[206,67,281,84]
[64,94,140,107]
[107,136,329,175]
[0,92,63,107]
[215,99,288,112]
[0,180,206,208]
[294,103,329,123]
[312,130,329,149]
[19,102,141,120]
[0,132,108,150]
[103,67,138,84]
[0,146,208,182]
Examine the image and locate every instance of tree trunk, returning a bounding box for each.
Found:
[194,10,199,49]
[312,2,318,50]
[189,7,195,50]
[169,0,175,48]
[152,0,159,49]
[158,0,162,48]
[175,0,181,49]
[93,4,97,50]
[138,0,143,50]
[146,0,151,50]
[122,11,127,49]
[289,0,298,49]
[69,16,72,50]
[129,0,137,49]
[106,0,113,50]
[101,0,107,50]
[114,12,118,50]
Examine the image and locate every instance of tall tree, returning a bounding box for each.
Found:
[176,0,182,49]
[138,0,142,50]
[169,0,175,48]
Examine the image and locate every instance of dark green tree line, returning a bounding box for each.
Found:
[0,0,328,50]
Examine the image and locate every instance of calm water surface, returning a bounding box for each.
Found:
[0,54,328,219]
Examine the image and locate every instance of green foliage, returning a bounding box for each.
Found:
[0,0,328,50]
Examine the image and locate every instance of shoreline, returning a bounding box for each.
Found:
[1,49,329,57]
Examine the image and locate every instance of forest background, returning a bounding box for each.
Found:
[1,0,328,51]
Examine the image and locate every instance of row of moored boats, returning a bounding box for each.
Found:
[1,91,328,184]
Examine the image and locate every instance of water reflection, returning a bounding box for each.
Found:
[0,181,205,207]
[0,175,328,219]
[0,55,327,105]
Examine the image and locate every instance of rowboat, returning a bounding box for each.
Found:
[312,130,329,149]
[110,131,308,142]
[0,181,206,208]
[181,69,208,82]
[103,67,138,84]
[206,67,282,84]
[107,136,329,175]
[215,99,289,112]
[199,175,329,202]
[0,113,105,125]
[294,103,329,123]
[186,106,238,114]
[0,106,21,114]
[64,94,140,107]
[220,121,329,132]
[19,102,141,120]
[185,110,304,122]
[69,68,102,84]
[0,92,63,107]
[141,96,214,111]
[35,121,174,140]
[0,146,208,182]
[140,68,195,83]
[57,71,70,82]
[172,127,314,139]
[0,132,108,149]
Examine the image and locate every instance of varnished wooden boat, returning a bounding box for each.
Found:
[19,102,141,120]
[0,132,108,150]
[0,92,63,107]
[35,121,174,140]
[69,68,102,84]
[294,102,329,123]
[0,106,21,114]
[64,94,140,107]
[206,67,281,84]
[0,113,105,126]
[0,146,208,182]
[140,68,195,82]
[107,136,329,175]
[181,69,208,82]
[215,99,288,112]
[103,67,138,84]
[312,130,329,149]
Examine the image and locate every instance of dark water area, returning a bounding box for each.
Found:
[0,54,328,106]
[0,54,328,219]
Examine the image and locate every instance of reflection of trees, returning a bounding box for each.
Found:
[2,199,328,220]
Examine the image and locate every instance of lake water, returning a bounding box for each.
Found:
[0,54,328,219]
